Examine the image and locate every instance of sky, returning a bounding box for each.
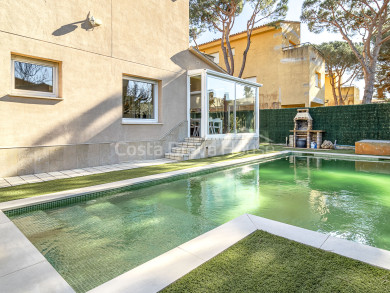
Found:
[195,0,364,99]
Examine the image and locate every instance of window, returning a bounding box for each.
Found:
[315,72,321,88]
[11,55,59,99]
[236,84,255,133]
[206,75,257,135]
[208,52,219,64]
[122,76,158,123]
[207,76,235,134]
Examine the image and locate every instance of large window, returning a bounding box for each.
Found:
[207,76,235,134]
[11,55,59,99]
[236,84,255,133]
[122,76,158,123]
[207,75,257,135]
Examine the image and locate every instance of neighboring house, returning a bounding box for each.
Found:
[198,21,326,109]
[0,0,261,177]
[324,74,360,106]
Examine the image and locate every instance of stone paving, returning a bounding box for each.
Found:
[0,159,175,188]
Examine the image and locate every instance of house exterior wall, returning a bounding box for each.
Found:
[198,22,325,109]
[324,74,361,106]
[0,0,215,177]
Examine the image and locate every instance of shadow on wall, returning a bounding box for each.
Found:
[170,50,204,71]
[52,12,93,36]
[0,70,189,176]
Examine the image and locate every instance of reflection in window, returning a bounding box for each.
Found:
[206,75,257,135]
[123,78,155,120]
[207,76,235,134]
[190,76,202,136]
[14,61,54,93]
[236,84,255,133]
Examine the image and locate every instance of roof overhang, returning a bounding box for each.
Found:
[189,47,227,73]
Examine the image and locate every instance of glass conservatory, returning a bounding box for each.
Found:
[187,69,261,138]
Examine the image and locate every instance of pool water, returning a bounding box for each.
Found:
[9,155,390,292]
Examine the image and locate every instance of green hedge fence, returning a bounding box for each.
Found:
[260,103,390,145]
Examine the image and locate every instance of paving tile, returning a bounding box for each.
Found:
[20,175,43,184]
[321,235,390,270]
[248,215,329,249]
[85,168,104,174]
[48,172,71,179]
[48,171,67,177]
[59,170,81,178]
[0,221,46,277]
[35,173,56,181]
[71,169,88,174]
[0,179,11,188]
[88,247,204,293]
[3,176,26,186]
[0,261,75,293]
[0,211,10,225]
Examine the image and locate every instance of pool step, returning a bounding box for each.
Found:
[165,153,189,161]
[177,142,202,148]
[165,137,205,161]
[172,147,196,154]
[184,137,204,143]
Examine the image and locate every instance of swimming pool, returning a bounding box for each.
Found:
[8,155,390,292]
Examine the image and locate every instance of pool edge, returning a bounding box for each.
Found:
[88,214,390,293]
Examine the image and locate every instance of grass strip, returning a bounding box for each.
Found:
[162,230,390,293]
[0,149,277,203]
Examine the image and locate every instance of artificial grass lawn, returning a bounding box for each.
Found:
[0,144,362,203]
[162,230,390,293]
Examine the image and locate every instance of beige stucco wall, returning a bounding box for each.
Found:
[199,22,325,109]
[0,0,216,176]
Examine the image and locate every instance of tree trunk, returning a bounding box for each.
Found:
[363,71,376,104]
[329,71,338,106]
[238,33,251,78]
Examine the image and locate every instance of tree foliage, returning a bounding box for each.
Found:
[190,0,288,77]
[316,41,361,105]
[301,0,390,104]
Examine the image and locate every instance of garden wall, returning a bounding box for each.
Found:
[260,103,390,146]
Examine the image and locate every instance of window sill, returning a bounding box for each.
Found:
[121,119,162,125]
[9,93,62,101]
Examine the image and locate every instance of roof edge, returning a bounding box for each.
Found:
[189,47,227,73]
[198,20,301,47]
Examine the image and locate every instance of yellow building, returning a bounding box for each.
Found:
[198,21,326,109]
[324,74,360,106]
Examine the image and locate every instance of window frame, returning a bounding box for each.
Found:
[122,75,159,124]
[11,55,59,99]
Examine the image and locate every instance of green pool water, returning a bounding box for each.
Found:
[9,155,390,292]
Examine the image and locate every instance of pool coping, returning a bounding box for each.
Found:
[1,150,390,292]
[88,214,390,293]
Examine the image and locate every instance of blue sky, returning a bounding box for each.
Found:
[195,0,364,99]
